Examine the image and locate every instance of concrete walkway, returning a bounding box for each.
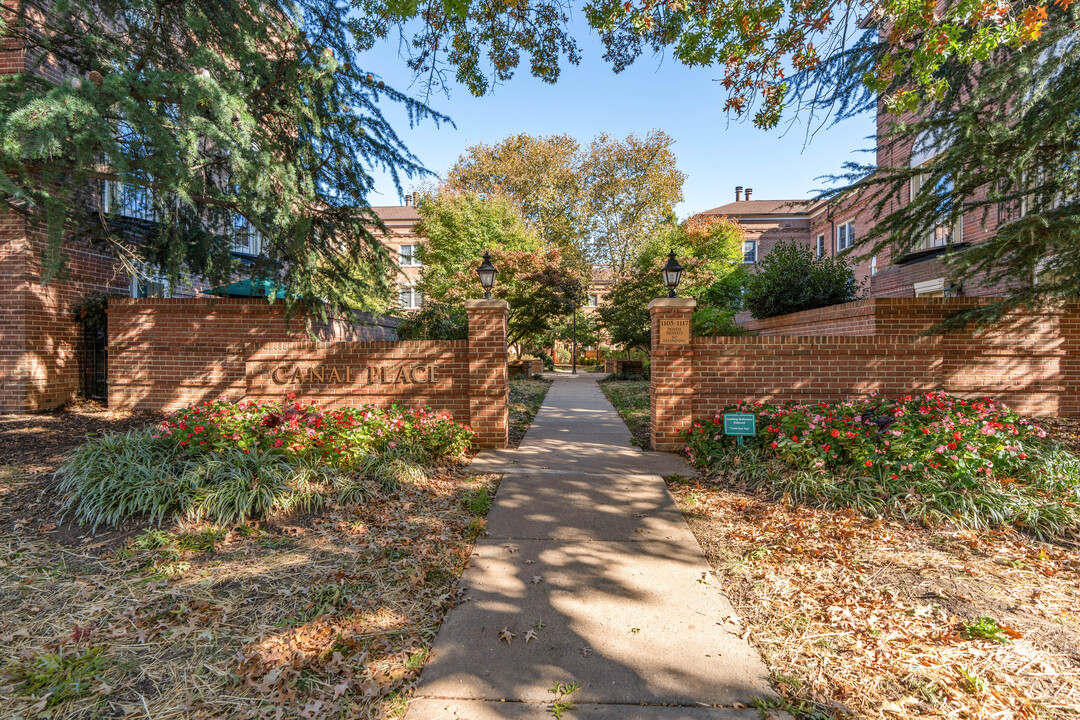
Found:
[405,374,780,719]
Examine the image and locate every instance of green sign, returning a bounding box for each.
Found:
[723,413,757,437]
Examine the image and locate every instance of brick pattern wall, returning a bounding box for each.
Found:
[737,298,1065,339]
[108,298,399,411]
[652,299,1080,450]
[1,215,134,412]
[649,299,696,451]
[465,300,510,449]
[108,298,510,448]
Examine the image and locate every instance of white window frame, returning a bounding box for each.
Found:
[585,294,599,307]
[131,270,171,298]
[742,240,757,264]
[910,172,962,251]
[913,277,946,297]
[816,234,825,258]
[836,221,855,252]
[870,255,878,276]
[398,285,422,310]
[398,244,421,267]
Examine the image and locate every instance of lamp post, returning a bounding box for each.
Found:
[476,251,497,298]
[662,251,684,298]
[572,306,577,376]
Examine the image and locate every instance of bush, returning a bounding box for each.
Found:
[537,352,555,371]
[692,307,752,337]
[57,398,474,528]
[743,241,862,319]
[397,303,468,340]
[684,392,1080,539]
[556,348,570,364]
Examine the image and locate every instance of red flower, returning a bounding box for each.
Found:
[890,473,899,479]
[831,429,841,438]
[770,442,778,449]
[864,460,873,467]
[822,444,830,451]
[791,435,799,442]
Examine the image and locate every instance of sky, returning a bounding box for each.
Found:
[360,20,877,219]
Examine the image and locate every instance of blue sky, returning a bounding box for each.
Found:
[361,21,877,218]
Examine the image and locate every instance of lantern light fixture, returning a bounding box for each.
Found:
[661,251,684,298]
[476,251,497,299]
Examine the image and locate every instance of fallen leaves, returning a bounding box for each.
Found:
[668,480,1080,720]
[499,627,515,645]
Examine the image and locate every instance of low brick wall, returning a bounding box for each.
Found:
[650,298,1080,450]
[508,359,542,377]
[736,298,1046,338]
[109,298,510,448]
[603,359,645,375]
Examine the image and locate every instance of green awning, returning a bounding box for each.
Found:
[203,279,287,299]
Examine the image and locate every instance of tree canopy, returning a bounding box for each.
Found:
[447,131,684,273]
[412,188,583,347]
[598,216,746,353]
[0,0,445,311]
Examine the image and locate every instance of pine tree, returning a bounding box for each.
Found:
[808,11,1080,325]
[0,0,447,312]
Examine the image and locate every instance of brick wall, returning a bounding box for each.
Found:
[108,297,510,448]
[0,214,134,412]
[651,299,1080,450]
[737,298,1063,338]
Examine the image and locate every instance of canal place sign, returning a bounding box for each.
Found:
[267,364,442,386]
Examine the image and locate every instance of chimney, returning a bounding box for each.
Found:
[744,188,753,201]
[404,193,412,206]
[735,186,743,202]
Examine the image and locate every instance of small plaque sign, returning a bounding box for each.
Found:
[723,413,757,436]
[658,317,691,345]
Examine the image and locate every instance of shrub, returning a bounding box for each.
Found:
[684,392,1080,539]
[743,241,862,319]
[57,398,474,528]
[692,307,752,337]
[397,303,468,340]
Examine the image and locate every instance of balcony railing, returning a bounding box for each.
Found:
[104,179,262,257]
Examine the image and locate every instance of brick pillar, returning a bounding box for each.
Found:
[465,299,509,449]
[649,298,696,451]
[1062,301,1080,417]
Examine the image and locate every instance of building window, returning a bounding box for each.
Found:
[742,240,757,263]
[131,273,169,298]
[399,285,422,309]
[870,255,878,275]
[231,214,263,256]
[913,277,946,298]
[910,173,961,251]
[399,244,421,267]
[586,294,599,307]
[816,234,825,258]
[836,221,855,252]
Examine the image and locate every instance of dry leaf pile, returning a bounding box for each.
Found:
[669,481,1080,719]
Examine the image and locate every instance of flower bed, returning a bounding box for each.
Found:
[58,397,474,528]
[159,396,473,463]
[684,393,1080,538]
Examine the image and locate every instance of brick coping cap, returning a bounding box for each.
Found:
[648,298,697,310]
[465,299,510,310]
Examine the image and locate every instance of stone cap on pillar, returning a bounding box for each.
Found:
[465,299,510,312]
[647,298,696,312]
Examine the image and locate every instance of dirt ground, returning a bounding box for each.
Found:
[668,479,1080,719]
[0,401,517,719]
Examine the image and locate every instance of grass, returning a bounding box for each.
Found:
[599,379,650,449]
[508,377,552,447]
[5,647,112,708]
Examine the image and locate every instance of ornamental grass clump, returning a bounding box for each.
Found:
[57,397,473,528]
[684,392,1080,539]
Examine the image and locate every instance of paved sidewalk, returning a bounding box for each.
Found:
[405,374,780,719]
